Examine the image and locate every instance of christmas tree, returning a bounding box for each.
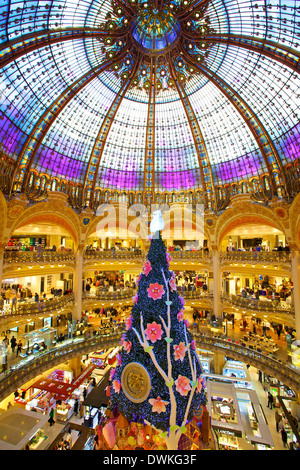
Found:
[109,224,206,450]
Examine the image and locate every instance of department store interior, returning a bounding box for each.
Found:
[0,0,300,453]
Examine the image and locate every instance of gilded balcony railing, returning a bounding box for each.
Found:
[168,250,212,261]
[83,249,145,261]
[0,328,300,402]
[192,331,300,392]
[82,288,136,302]
[3,250,75,264]
[180,290,213,301]
[220,250,291,264]
[0,293,74,320]
[221,293,294,316]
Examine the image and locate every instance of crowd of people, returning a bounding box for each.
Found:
[86,272,137,294]
[226,242,290,252]
[239,276,292,306]
[85,244,142,255]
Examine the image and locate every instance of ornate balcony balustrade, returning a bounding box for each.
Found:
[3,249,75,264]
[82,288,136,302]
[0,290,294,328]
[220,250,291,264]
[192,331,300,393]
[0,328,299,403]
[83,249,145,261]
[180,290,213,302]
[168,250,212,261]
[222,293,294,316]
[3,248,292,269]
[0,293,74,321]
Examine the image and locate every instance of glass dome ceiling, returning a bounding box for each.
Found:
[0,0,300,197]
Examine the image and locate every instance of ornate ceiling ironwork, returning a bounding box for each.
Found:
[0,0,299,211]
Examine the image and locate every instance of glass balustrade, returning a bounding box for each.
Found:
[3,250,75,263]
[222,293,294,315]
[220,251,291,263]
[0,328,299,402]
[82,288,136,301]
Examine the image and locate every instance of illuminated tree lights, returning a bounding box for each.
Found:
[109,230,206,450]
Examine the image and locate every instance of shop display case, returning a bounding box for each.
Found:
[25,390,55,413]
[223,360,247,379]
[108,347,119,365]
[84,405,99,428]
[22,327,57,356]
[26,429,47,450]
[56,399,75,422]
[215,430,240,450]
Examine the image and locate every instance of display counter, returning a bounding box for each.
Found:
[207,378,274,450]
[223,360,248,379]
[27,429,48,450]
[213,428,245,450]
[24,389,55,414]
[56,399,75,422]
[222,360,252,389]
[107,346,119,365]
[196,348,214,373]
[83,405,99,428]
[22,326,57,356]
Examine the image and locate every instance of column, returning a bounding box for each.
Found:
[213,351,225,375]
[73,246,83,322]
[291,247,300,340]
[69,357,82,378]
[212,249,222,321]
[0,247,4,288]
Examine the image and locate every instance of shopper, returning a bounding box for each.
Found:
[74,398,79,416]
[281,427,288,448]
[11,296,17,314]
[10,335,17,353]
[5,288,10,304]
[267,391,274,409]
[275,409,282,432]
[48,408,55,426]
[16,340,22,357]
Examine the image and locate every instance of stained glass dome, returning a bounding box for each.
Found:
[0,0,299,208]
[132,3,180,52]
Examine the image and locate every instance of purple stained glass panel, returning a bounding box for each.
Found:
[214,151,264,183]
[158,169,199,190]
[0,112,27,157]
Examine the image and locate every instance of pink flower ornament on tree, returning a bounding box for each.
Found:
[196,376,206,394]
[177,309,184,322]
[123,340,132,354]
[173,342,188,362]
[125,315,132,331]
[145,321,163,343]
[147,283,165,300]
[169,273,177,292]
[143,260,152,276]
[112,379,121,394]
[148,396,169,414]
[109,368,115,381]
[175,375,191,397]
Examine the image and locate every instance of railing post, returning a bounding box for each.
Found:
[212,248,222,320]
[291,246,300,341]
[74,246,83,322]
[0,244,4,288]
